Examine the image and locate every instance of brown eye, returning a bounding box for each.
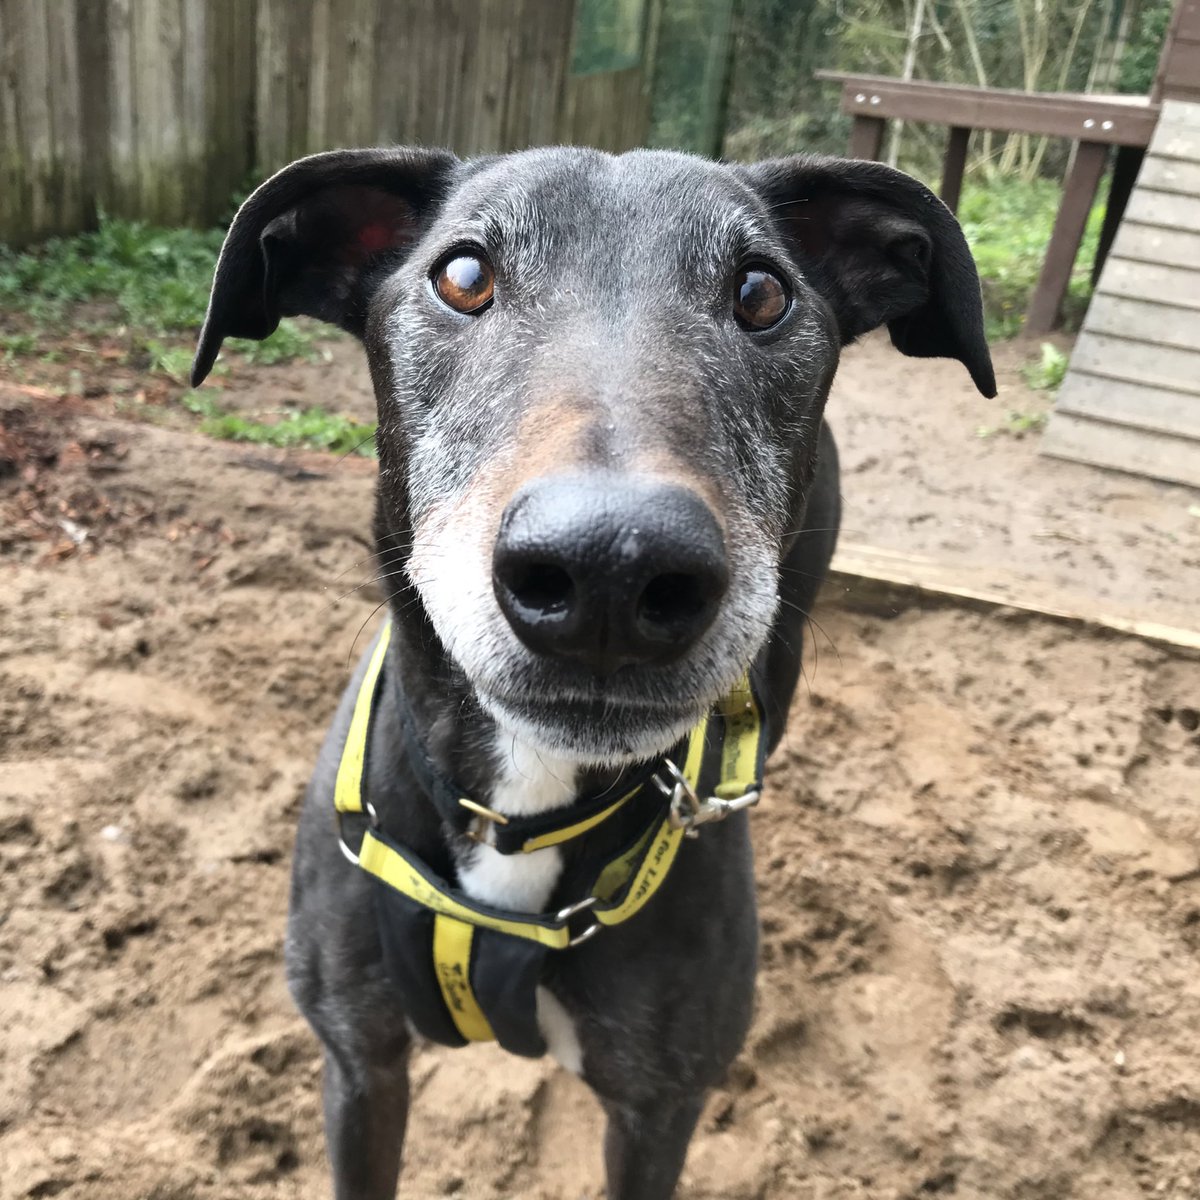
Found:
[733,267,789,330]
[434,253,495,314]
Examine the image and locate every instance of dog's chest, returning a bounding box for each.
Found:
[455,734,584,1073]
[455,734,577,911]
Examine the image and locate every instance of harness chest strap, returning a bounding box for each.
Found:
[334,621,766,1053]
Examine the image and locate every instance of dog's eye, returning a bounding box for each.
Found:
[433,253,495,314]
[733,267,789,331]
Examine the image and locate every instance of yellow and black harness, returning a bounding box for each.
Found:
[335,623,768,1057]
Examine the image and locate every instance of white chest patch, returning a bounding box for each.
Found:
[455,733,584,1072]
[456,734,577,910]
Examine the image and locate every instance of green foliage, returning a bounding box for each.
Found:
[1,332,37,360]
[958,176,1104,338]
[188,393,376,456]
[0,218,223,330]
[1119,0,1174,94]
[146,339,197,383]
[1022,342,1070,392]
[228,320,323,367]
[977,410,1050,439]
[648,0,740,154]
[0,215,321,368]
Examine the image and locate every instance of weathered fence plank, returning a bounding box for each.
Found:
[2,0,657,246]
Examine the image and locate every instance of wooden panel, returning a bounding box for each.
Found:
[1097,258,1200,309]
[1069,332,1200,396]
[562,66,652,150]
[1160,99,1200,129]
[1055,371,1200,440]
[1160,26,1200,102]
[1084,295,1200,351]
[830,542,1200,652]
[1153,122,1200,160]
[0,0,656,242]
[1138,154,1200,195]
[1041,411,1200,489]
[817,70,1159,147]
[1124,187,1200,233]
[1115,221,1200,269]
[2,0,98,243]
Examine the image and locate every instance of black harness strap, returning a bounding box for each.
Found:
[335,622,768,1057]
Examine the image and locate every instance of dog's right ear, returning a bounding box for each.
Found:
[191,147,458,386]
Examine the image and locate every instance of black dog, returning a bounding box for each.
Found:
[192,145,994,1199]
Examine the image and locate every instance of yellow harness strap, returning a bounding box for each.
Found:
[338,625,764,1048]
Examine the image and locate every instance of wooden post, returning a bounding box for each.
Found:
[848,114,885,160]
[1025,140,1110,335]
[939,125,970,214]
[1091,144,1144,286]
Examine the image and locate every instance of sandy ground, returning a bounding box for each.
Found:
[2,339,1200,1200]
[830,334,1200,634]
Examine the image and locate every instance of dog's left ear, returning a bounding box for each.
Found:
[191,146,459,386]
[740,155,996,398]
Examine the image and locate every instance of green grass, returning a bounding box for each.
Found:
[182,389,376,456]
[958,177,1105,340]
[1022,342,1070,393]
[977,409,1049,439]
[0,215,322,369]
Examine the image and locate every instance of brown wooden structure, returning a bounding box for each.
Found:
[1042,96,1200,487]
[817,1,1200,337]
[0,0,661,246]
[815,74,1160,336]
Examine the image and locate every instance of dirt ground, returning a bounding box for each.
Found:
[2,338,1200,1200]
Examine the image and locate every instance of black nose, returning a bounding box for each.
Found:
[493,475,729,675]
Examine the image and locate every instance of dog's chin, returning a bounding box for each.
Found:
[477,689,706,767]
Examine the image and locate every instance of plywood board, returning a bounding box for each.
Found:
[1117,221,1200,270]
[1041,410,1200,489]
[1097,258,1200,308]
[1084,295,1200,351]
[828,541,1200,654]
[1068,332,1200,396]
[1138,154,1200,195]
[1125,187,1200,233]
[1054,371,1200,440]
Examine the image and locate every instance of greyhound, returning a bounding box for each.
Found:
[192,145,994,1199]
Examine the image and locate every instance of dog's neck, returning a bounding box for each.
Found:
[385,595,635,913]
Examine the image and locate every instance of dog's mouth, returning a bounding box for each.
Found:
[475,679,713,765]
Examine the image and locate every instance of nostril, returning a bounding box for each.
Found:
[636,572,714,640]
[507,561,575,617]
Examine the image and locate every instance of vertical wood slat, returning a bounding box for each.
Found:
[1,0,658,245]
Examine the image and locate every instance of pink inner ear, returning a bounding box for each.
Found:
[357,221,399,254]
[324,186,414,261]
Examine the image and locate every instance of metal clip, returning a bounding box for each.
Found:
[336,800,378,866]
[654,760,760,838]
[459,797,511,845]
[555,895,601,947]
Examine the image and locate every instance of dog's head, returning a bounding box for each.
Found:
[194,146,994,764]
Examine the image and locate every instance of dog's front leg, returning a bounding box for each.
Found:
[601,1094,705,1200]
[321,1041,411,1200]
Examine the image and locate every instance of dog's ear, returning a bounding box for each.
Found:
[740,155,996,398]
[191,147,459,386]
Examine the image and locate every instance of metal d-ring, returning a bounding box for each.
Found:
[336,801,378,866]
[655,759,761,836]
[555,895,601,947]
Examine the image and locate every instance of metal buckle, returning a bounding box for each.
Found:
[336,800,378,866]
[459,797,511,845]
[653,759,760,838]
[555,895,601,947]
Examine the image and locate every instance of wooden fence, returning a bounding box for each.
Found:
[0,0,658,246]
